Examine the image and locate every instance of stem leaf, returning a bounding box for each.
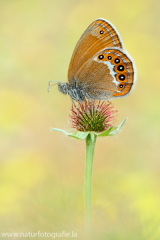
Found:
[109,118,127,135]
[51,119,127,139]
[72,131,89,139]
[94,118,127,137]
[95,126,115,137]
[51,128,89,139]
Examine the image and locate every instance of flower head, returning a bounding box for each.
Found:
[69,100,118,132]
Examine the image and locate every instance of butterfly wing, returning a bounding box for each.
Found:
[74,48,136,100]
[68,18,123,83]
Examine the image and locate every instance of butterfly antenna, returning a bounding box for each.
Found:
[48,80,62,92]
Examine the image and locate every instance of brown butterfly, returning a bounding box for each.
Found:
[48,18,136,105]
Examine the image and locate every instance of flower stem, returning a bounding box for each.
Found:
[85,133,96,238]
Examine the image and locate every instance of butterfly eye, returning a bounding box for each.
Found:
[119,74,125,81]
[108,56,112,60]
[117,65,124,71]
[115,58,120,63]
[98,55,104,60]
[100,30,104,34]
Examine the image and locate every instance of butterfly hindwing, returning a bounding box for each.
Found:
[74,48,135,100]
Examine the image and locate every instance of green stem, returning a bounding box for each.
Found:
[85,133,97,238]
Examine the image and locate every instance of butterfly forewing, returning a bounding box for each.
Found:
[68,19,123,83]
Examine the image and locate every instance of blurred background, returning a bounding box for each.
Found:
[0,0,160,239]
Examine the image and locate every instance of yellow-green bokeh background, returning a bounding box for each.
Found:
[1,0,160,239]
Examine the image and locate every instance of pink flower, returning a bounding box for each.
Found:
[69,100,118,132]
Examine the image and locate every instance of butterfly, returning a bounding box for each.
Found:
[48,18,136,105]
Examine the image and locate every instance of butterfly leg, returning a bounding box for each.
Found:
[70,97,78,116]
[85,93,99,111]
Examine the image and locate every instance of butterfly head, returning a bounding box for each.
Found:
[58,82,68,95]
[48,80,85,102]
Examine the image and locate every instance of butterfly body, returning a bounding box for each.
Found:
[49,18,136,102]
[58,82,85,102]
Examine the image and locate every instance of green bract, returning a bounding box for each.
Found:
[51,119,127,140]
